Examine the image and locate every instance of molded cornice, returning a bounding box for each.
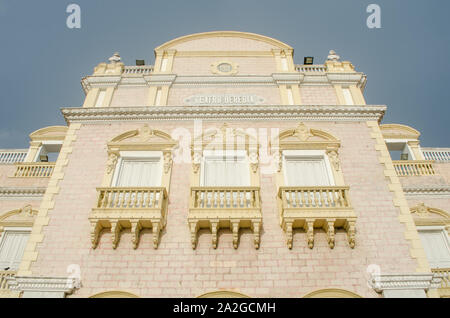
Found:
[61,105,386,124]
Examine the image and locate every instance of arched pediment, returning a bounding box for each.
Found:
[155,31,293,52]
[0,205,38,232]
[271,123,340,151]
[411,203,450,227]
[192,123,259,152]
[108,124,178,152]
[303,288,362,298]
[197,290,250,298]
[90,291,139,298]
[380,124,420,140]
[29,126,68,142]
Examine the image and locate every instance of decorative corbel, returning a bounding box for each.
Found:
[345,220,356,248]
[190,222,199,249]
[326,149,340,171]
[110,220,122,249]
[324,219,335,249]
[163,151,173,174]
[253,221,261,249]
[152,222,161,249]
[274,150,282,173]
[211,221,219,249]
[285,221,293,249]
[304,220,314,249]
[90,221,102,249]
[131,221,142,249]
[231,221,240,249]
[293,122,312,141]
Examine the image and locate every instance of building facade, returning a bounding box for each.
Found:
[0,31,449,298]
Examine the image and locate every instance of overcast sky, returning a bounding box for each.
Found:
[0,0,449,149]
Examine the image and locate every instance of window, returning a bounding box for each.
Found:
[283,150,334,186]
[418,227,450,268]
[342,88,354,105]
[35,141,63,162]
[0,228,30,270]
[113,152,163,187]
[201,150,250,187]
[385,140,415,160]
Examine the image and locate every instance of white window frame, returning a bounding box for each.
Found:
[111,151,163,187]
[0,227,31,271]
[200,150,250,187]
[282,150,335,186]
[33,140,64,162]
[417,226,450,268]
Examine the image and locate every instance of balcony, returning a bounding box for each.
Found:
[89,187,168,249]
[278,186,357,249]
[432,268,450,298]
[13,162,55,178]
[188,187,262,249]
[123,65,154,75]
[295,64,327,73]
[392,160,435,176]
[0,270,16,297]
[0,150,27,164]
[422,148,450,162]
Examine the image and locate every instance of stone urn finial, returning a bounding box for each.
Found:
[327,50,340,62]
[108,52,121,64]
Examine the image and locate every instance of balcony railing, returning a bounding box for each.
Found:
[189,187,262,249]
[13,162,55,178]
[123,65,154,75]
[422,148,450,162]
[431,268,450,297]
[278,186,357,249]
[90,187,168,249]
[392,160,435,176]
[0,150,27,164]
[295,64,327,73]
[0,271,15,290]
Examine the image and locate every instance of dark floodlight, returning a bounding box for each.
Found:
[136,60,145,66]
[304,57,314,65]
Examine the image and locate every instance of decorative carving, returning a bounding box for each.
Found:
[249,150,259,173]
[106,152,118,174]
[211,221,218,249]
[415,203,430,217]
[90,222,102,249]
[275,150,282,172]
[131,221,141,249]
[189,222,198,249]
[293,123,312,141]
[346,221,356,248]
[111,221,121,249]
[253,221,261,249]
[137,124,155,142]
[163,151,173,174]
[304,220,314,249]
[324,219,335,249]
[285,222,293,249]
[108,52,122,64]
[192,151,202,174]
[152,223,161,249]
[327,50,340,62]
[327,150,340,171]
[232,222,240,249]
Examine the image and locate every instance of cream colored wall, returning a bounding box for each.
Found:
[110,87,149,107]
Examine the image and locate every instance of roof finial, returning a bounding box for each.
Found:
[108,52,121,64]
[327,50,340,62]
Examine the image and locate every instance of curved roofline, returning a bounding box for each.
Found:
[155,31,293,51]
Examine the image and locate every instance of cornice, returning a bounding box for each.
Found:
[61,105,386,124]
[403,185,450,197]
[0,187,46,198]
[369,273,441,293]
[81,72,367,92]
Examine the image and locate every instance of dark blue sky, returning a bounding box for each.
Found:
[0,0,449,148]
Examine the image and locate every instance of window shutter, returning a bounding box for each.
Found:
[418,230,450,268]
[285,157,330,186]
[0,231,30,270]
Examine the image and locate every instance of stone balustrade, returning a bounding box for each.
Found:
[392,160,435,176]
[90,187,168,249]
[14,162,55,178]
[0,150,27,164]
[431,268,450,297]
[278,186,357,249]
[422,148,450,162]
[123,65,154,75]
[188,187,262,249]
[0,271,15,290]
[295,64,327,73]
